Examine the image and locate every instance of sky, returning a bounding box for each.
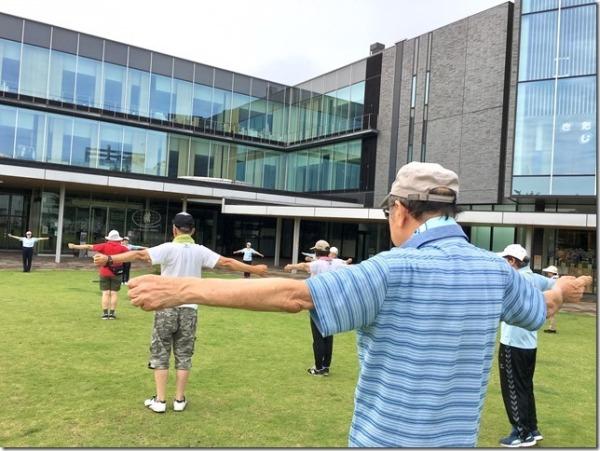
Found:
[1,0,507,85]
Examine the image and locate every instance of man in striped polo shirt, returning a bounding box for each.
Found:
[127,162,591,447]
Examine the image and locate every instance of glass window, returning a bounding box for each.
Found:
[319,146,333,190]
[126,67,150,117]
[247,97,267,137]
[552,76,596,175]
[149,73,172,121]
[192,83,212,126]
[262,151,280,189]
[519,11,558,81]
[102,62,127,112]
[332,142,348,190]
[76,56,102,108]
[522,0,558,14]
[350,81,365,128]
[557,5,596,78]
[45,114,73,164]
[98,122,123,171]
[171,78,193,125]
[470,226,492,251]
[552,175,595,195]
[191,137,210,177]
[146,130,167,176]
[48,49,76,103]
[492,227,516,252]
[20,44,49,98]
[0,38,21,92]
[231,92,252,134]
[346,140,361,189]
[513,80,554,175]
[211,142,229,179]
[167,134,190,178]
[212,87,232,132]
[71,117,98,168]
[0,104,16,158]
[235,145,247,182]
[122,125,146,174]
[512,176,550,195]
[15,109,44,161]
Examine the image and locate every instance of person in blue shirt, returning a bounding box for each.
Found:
[497,244,556,448]
[126,162,591,448]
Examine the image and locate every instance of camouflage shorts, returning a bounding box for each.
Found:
[148,307,198,370]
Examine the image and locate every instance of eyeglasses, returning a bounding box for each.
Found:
[382,207,390,219]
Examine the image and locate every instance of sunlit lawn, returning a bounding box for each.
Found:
[0,269,595,447]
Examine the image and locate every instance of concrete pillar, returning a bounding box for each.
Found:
[182,198,187,212]
[55,184,66,263]
[274,217,282,267]
[525,226,534,262]
[291,217,301,272]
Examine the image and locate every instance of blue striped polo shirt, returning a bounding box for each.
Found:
[306,218,546,447]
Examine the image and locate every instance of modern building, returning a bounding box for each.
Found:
[0,0,596,290]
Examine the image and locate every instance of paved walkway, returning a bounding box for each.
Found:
[1,252,596,314]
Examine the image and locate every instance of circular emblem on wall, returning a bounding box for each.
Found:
[131,209,162,229]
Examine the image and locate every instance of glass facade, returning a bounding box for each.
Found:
[513,1,597,195]
[0,36,367,145]
[0,103,362,192]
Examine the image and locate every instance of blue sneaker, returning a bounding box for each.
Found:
[500,431,537,448]
[531,429,543,441]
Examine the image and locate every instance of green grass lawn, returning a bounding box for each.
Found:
[0,269,596,447]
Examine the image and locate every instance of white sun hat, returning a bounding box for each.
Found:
[105,230,124,241]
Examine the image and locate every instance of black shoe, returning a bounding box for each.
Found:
[544,329,557,333]
[108,313,116,320]
[101,313,109,320]
[321,367,330,376]
[307,367,325,376]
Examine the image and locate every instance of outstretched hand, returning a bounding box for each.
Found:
[555,275,592,304]
[67,243,75,249]
[93,254,108,266]
[254,264,268,277]
[128,275,183,311]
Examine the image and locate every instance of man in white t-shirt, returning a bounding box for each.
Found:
[284,239,346,376]
[7,231,49,272]
[233,242,264,278]
[94,212,267,413]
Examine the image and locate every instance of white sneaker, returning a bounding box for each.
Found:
[144,396,166,413]
[173,397,187,412]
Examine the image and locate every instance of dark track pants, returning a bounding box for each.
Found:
[310,317,333,370]
[499,343,538,438]
[22,247,33,272]
[122,262,131,283]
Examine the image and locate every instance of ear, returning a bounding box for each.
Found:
[393,200,410,226]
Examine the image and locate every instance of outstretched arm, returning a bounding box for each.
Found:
[215,256,267,276]
[544,275,592,317]
[129,275,313,313]
[38,237,50,241]
[252,249,264,258]
[93,249,152,266]
[284,262,310,273]
[7,233,21,241]
[68,243,94,250]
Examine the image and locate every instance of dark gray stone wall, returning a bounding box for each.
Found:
[375,2,512,206]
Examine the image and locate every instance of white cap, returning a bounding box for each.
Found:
[499,244,528,262]
[105,230,123,241]
[542,265,558,274]
[330,247,339,255]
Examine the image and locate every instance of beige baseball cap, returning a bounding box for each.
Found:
[380,162,459,207]
[310,240,330,251]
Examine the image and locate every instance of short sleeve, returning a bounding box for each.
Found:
[199,245,220,269]
[147,243,172,265]
[501,267,547,330]
[306,256,389,336]
[308,261,318,275]
[92,243,105,252]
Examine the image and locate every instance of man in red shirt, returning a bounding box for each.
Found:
[69,230,129,319]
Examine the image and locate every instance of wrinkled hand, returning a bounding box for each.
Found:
[253,264,268,277]
[555,275,592,304]
[93,254,108,266]
[128,275,182,311]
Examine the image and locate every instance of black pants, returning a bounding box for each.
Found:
[243,260,252,278]
[499,343,538,438]
[22,247,33,272]
[122,262,131,283]
[310,318,333,369]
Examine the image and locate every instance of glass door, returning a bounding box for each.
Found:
[90,207,108,243]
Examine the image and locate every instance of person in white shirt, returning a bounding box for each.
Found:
[542,265,560,334]
[284,239,346,376]
[329,246,353,265]
[7,231,49,272]
[233,242,264,278]
[93,212,267,414]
